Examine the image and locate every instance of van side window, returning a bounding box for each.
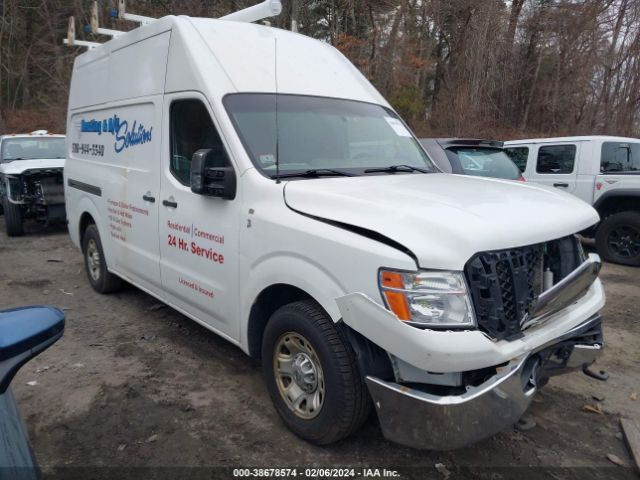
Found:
[170,100,229,186]
[536,145,576,174]
[504,147,529,173]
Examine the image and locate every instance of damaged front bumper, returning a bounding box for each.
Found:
[365,314,603,450]
[336,255,606,450]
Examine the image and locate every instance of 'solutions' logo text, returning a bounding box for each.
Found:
[80,114,152,153]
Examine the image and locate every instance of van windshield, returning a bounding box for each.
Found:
[0,137,65,163]
[223,94,435,178]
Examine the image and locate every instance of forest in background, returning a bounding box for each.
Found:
[0,0,639,139]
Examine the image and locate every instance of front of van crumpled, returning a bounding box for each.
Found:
[336,246,605,450]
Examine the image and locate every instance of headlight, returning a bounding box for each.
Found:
[379,269,476,328]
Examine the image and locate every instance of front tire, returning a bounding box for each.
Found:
[82,224,122,293]
[262,300,371,445]
[3,197,24,237]
[595,211,640,266]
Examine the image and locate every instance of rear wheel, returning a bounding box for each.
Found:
[595,211,640,267]
[82,224,122,293]
[262,300,371,445]
[3,198,24,237]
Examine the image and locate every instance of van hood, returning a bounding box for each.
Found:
[283,173,599,270]
[0,158,65,175]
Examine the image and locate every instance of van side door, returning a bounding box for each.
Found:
[529,142,580,194]
[158,93,240,341]
[68,101,162,292]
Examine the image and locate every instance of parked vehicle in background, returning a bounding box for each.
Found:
[505,136,640,266]
[0,131,66,236]
[420,138,524,181]
[0,306,65,480]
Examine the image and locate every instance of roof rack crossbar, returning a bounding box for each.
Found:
[111,0,155,25]
[62,0,283,52]
[87,1,124,37]
[63,16,102,49]
[63,38,101,49]
[220,0,282,23]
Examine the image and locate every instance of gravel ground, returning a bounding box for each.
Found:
[1,221,639,479]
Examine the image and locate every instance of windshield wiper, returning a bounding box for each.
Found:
[271,169,356,180]
[364,164,430,174]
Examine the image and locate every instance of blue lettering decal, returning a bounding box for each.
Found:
[80,114,151,153]
[114,119,152,154]
[80,119,102,135]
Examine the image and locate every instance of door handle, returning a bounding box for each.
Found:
[554,182,569,188]
[162,199,178,208]
[142,194,155,203]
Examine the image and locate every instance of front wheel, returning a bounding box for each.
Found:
[82,224,123,293]
[595,211,640,267]
[262,300,371,445]
[3,197,24,237]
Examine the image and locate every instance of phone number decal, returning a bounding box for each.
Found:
[71,142,105,157]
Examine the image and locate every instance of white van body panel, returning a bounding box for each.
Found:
[284,173,599,270]
[189,18,388,105]
[64,16,606,449]
[238,169,417,334]
[64,13,609,448]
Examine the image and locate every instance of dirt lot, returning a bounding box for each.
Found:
[1,221,639,479]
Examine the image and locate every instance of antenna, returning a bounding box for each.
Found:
[63,16,101,49]
[274,37,280,184]
[220,0,282,23]
[86,1,124,38]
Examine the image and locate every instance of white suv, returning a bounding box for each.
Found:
[505,136,640,266]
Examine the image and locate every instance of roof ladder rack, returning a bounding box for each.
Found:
[63,0,283,51]
[85,1,124,38]
[220,0,282,23]
[110,0,155,25]
[63,17,101,49]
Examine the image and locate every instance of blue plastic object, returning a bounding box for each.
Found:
[0,306,65,362]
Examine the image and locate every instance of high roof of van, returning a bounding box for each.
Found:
[69,16,388,110]
[504,135,639,144]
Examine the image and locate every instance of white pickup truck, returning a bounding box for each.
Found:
[505,136,640,266]
[63,3,606,450]
[0,131,66,236]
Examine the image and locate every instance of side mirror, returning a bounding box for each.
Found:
[190,149,236,200]
[0,306,65,394]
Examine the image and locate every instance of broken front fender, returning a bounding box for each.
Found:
[335,278,605,373]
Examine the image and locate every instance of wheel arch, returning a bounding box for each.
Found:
[71,196,107,255]
[79,211,96,243]
[593,190,640,220]
[246,283,313,359]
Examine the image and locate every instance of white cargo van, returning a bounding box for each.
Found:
[505,136,640,266]
[65,7,607,450]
